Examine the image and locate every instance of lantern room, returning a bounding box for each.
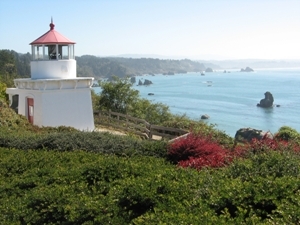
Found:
[29,19,76,79]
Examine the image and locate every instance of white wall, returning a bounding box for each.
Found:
[31,60,76,79]
[6,87,95,131]
[40,89,94,131]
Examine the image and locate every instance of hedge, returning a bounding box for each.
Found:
[1,148,300,224]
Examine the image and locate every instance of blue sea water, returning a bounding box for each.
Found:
[94,68,300,137]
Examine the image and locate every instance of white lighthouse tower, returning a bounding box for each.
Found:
[6,19,95,131]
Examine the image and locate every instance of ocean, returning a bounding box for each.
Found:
[94,68,300,137]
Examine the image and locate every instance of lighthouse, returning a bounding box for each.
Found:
[6,19,95,131]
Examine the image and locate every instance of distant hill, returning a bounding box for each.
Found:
[2,50,206,79]
[107,57,206,76]
[76,55,206,78]
[4,50,298,80]
[197,59,300,70]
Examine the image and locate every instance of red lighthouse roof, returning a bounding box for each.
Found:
[30,19,75,45]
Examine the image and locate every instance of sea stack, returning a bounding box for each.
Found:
[257,91,274,108]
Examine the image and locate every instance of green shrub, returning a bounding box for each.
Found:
[0,82,7,101]
[1,148,300,224]
[198,150,300,224]
[0,99,34,130]
[0,130,168,157]
[275,126,300,141]
[0,148,200,224]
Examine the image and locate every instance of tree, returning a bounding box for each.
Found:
[97,76,139,114]
[0,82,7,101]
[0,50,18,87]
[131,98,172,125]
[95,76,173,125]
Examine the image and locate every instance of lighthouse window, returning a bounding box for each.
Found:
[48,45,57,59]
[33,45,44,60]
[43,46,49,60]
[69,44,75,59]
[61,45,69,59]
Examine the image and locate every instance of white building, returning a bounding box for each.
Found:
[6,19,95,131]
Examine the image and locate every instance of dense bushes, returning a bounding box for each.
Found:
[0,99,34,130]
[0,149,198,224]
[1,148,300,224]
[0,129,168,158]
[275,125,300,141]
[201,150,300,224]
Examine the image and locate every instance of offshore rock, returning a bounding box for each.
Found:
[130,76,136,83]
[235,128,273,143]
[257,91,274,108]
[138,79,143,85]
[241,67,254,72]
[205,67,213,72]
[201,114,210,119]
[143,79,153,85]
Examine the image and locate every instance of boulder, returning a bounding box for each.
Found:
[138,79,143,85]
[201,114,210,119]
[257,91,274,108]
[235,128,273,143]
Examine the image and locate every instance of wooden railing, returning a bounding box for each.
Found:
[94,110,188,140]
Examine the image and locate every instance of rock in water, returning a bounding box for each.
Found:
[205,68,213,72]
[257,91,274,108]
[143,79,153,85]
[130,76,136,83]
[201,114,210,119]
[241,67,254,72]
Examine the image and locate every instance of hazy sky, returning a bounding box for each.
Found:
[1,0,300,60]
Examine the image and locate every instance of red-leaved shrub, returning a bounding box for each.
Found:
[167,133,231,170]
[168,132,300,171]
[233,135,300,158]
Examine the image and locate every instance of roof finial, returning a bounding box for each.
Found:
[50,17,55,30]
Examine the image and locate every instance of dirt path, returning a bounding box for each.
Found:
[94,126,126,136]
[94,126,164,140]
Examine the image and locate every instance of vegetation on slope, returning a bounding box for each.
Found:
[1,146,300,224]
[1,50,300,224]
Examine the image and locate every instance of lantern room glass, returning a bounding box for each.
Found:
[32,44,75,60]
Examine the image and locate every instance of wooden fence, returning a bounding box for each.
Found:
[94,110,188,140]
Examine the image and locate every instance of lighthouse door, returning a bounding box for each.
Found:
[27,98,34,124]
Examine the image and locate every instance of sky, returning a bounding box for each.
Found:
[1,0,300,60]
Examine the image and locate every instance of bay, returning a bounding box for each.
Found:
[94,68,300,137]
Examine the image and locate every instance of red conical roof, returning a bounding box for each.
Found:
[30,19,75,45]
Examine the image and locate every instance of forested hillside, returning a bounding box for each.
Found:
[109,57,206,76]
[0,50,206,79]
[0,50,31,79]
[76,55,206,78]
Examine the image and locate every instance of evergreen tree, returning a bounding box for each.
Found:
[0,50,18,87]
